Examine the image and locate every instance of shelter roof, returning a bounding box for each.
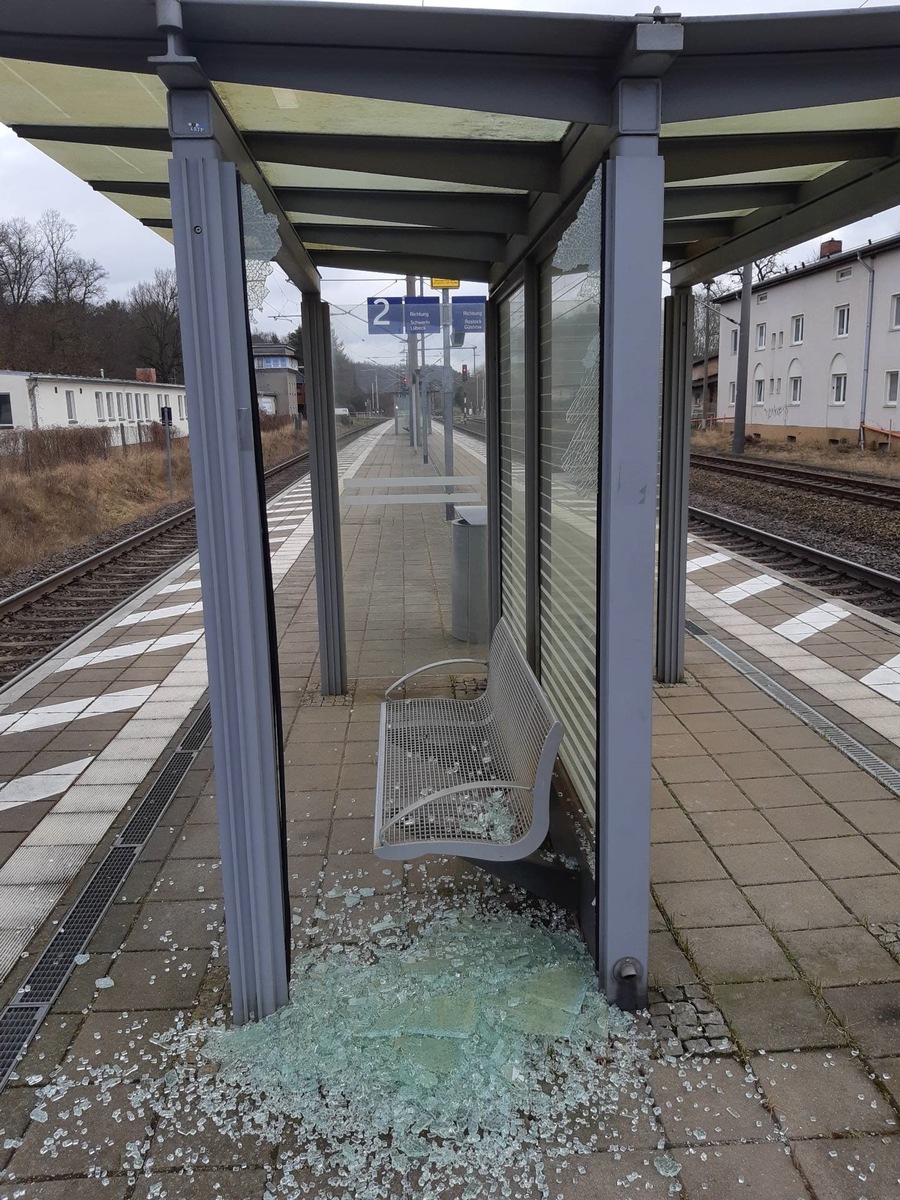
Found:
[1,2,899,288]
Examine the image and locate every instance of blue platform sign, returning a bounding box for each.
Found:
[367,296,404,335]
[451,296,486,335]
[405,295,441,334]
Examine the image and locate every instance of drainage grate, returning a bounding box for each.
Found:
[22,846,138,1005]
[181,702,212,752]
[0,1006,45,1086]
[0,696,215,1091]
[686,619,900,796]
[117,752,193,846]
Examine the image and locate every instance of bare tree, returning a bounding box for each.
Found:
[128,268,182,382]
[0,218,45,313]
[37,210,107,305]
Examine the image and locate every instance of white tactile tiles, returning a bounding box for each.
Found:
[0,758,94,811]
[55,629,204,673]
[0,685,156,735]
[161,579,203,594]
[687,580,900,744]
[861,654,900,702]
[685,551,731,574]
[117,600,204,626]
[772,602,851,644]
[0,423,393,979]
[714,574,782,605]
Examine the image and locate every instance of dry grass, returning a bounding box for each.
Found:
[0,421,307,579]
[691,428,900,479]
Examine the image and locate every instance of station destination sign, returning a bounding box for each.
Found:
[451,296,486,335]
[404,296,441,334]
[366,296,404,335]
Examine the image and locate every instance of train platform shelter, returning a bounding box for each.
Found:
[1,0,900,1195]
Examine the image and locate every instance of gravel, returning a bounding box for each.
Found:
[690,469,900,578]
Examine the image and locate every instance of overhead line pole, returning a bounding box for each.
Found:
[406,272,417,449]
[442,287,456,518]
[732,262,752,456]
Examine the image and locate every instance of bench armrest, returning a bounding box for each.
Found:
[384,659,488,699]
[378,780,530,840]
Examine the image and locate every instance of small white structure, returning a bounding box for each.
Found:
[717,234,900,446]
[0,371,190,441]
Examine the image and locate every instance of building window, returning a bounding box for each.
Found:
[757,292,768,304]
[834,304,850,338]
[769,378,775,394]
[116,392,125,419]
[755,322,766,350]
[754,378,765,406]
[0,393,12,427]
[777,331,784,348]
[177,395,184,420]
[106,391,115,421]
[728,381,736,406]
[789,376,802,406]
[886,371,899,408]
[891,295,900,330]
[776,378,782,394]
[791,314,804,344]
[143,393,151,420]
[125,392,134,420]
[65,389,77,424]
[831,373,848,405]
[95,391,104,421]
[730,328,738,355]
[836,266,852,281]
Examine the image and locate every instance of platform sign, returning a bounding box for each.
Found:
[405,295,441,334]
[451,296,486,335]
[430,278,460,290]
[367,296,404,335]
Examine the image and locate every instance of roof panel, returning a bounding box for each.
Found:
[216,80,567,142]
[663,97,900,139]
[31,140,171,183]
[261,161,523,194]
[0,59,167,127]
[666,163,843,189]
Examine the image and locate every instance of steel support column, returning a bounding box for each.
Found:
[302,294,348,696]
[656,288,693,684]
[485,299,502,634]
[595,80,665,1010]
[523,259,541,673]
[168,103,289,1024]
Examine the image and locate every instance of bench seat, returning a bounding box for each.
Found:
[373,618,563,862]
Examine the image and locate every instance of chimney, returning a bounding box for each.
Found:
[819,238,842,259]
[136,366,157,384]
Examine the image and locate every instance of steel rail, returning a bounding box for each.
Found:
[689,505,900,601]
[690,452,900,509]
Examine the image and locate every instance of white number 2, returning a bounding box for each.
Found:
[372,297,391,326]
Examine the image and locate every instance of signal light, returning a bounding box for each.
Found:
[461,364,468,379]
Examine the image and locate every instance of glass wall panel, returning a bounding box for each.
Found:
[538,175,602,822]
[498,286,528,653]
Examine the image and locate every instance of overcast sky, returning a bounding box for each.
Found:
[1,0,898,370]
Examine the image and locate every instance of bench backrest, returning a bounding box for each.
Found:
[485,617,563,792]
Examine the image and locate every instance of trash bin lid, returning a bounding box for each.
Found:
[454,505,487,525]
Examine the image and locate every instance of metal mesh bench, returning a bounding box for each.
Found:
[373,617,564,862]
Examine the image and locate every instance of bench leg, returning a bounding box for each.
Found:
[461,854,581,912]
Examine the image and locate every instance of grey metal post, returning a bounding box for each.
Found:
[596,79,665,1010]
[656,288,693,684]
[164,417,174,498]
[302,294,348,695]
[167,94,289,1024]
[406,273,417,448]
[485,300,501,634]
[732,262,752,455]
[442,290,456,518]
[701,282,711,427]
[523,259,541,673]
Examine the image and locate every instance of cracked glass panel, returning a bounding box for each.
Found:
[539,170,602,823]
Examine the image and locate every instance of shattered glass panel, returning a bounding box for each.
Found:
[498,286,528,655]
[241,183,281,313]
[538,169,602,823]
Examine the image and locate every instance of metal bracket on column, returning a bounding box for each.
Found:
[302,295,348,696]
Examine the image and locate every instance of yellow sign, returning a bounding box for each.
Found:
[430,278,460,290]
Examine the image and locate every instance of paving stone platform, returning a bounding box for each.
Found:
[0,425,898,1198]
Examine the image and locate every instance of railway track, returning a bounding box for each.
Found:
[0,428,373,689]
[689,506,900,620]
[691,452,900,508]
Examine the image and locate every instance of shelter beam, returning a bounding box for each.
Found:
[167,101,290,1025]
[656,289,693,684]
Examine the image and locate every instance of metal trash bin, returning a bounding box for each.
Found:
[451,505,489,644]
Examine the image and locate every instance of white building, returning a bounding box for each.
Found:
[0,371,189,439]
[717,234,900,446]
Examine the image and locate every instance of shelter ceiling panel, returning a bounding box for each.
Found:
[663,97,900,139]
[666,163,843,189]
[215,81,568,142]
[260,162,522,194]
[0,59,167,127]
[99,193,171,222]
[30,140,172,184]
[287,212,422,229]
